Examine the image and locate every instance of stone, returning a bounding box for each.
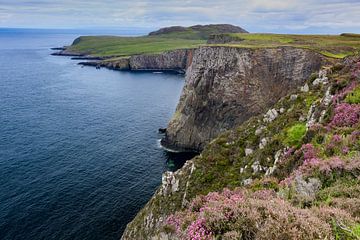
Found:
[313,69,329,85]
[263,109,279,123]
[242,178,253,186]
[322,86,333,106]
[255,126,266,135]
[161,171,179,196]
[290,94,298,101]
[294,175,322,203]
[245,148,254,156]
[301,83,309,92]
[259,138,268,149]
[279,107,285,114]
[306,104,317,127]
[251,161,263,173]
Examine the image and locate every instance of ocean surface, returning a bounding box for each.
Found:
[0,29,192,240]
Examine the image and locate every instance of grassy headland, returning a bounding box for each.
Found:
[67,36,205,57]
[210,33,360,58]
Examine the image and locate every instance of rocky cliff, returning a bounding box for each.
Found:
[161,46,325,152]
[78,49,194,73]
[121,46,331,239]
[121,51,360,240]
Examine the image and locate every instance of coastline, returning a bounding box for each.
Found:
[51,47,194,74]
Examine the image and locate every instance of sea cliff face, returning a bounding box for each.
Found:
[120,46,334,240]
[161,46,324,152]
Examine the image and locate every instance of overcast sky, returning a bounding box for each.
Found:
[1,0,360,33]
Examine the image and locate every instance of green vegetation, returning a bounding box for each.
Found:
[284,123,307,147]
[209,33,360,58]
[67,29,360,59]
[67,36,205,57]
[345,86,360,104]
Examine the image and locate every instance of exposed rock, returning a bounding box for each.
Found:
[259,137,269,149]
[160,171,179,196]
[279,107,286,114]
[263,108,279,123]
[301,83,309,92]
[322,86,333,106]
[306,104,317,127]
[251,160,263,173]
[74,49,194,73]
[290,94,298,101]
[129,49,194,72]
[242,178,253,186]
[245,148,254,156]
[313,69,329,85]
[294,175,322,203]
[255,126,266,135]
[162,46,324,152]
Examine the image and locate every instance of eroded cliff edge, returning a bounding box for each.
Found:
[161,46,324,152]
[121,46,330,239]
[55,48,195,73]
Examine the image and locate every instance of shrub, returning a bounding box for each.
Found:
[163,188,356,240]
[329,103,360,127]
[284,123,307,147]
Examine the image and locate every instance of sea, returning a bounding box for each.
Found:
[0,28,193,240]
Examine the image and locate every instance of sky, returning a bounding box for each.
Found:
[1,0,360,34]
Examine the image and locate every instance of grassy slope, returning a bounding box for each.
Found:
[67,36,205,57]
[68,33,360,59]
[211,33,360,58]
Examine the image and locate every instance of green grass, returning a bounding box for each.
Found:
[284,123,307,147]
[68,36,205,57]
[209,33,360,58]
[68,32,360,59]
[345,86,360,104]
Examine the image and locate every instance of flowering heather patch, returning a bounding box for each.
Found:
[163,188,353,240]
[301,143,318,160]
[329,103,360,127]
[280,155,360,187]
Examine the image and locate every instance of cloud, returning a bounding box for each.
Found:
[0,0,359,33]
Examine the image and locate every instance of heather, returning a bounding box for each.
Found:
[160,57,360,239]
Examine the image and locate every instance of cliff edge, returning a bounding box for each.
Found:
[161,46,324,152]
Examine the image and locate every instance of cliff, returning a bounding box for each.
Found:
[79,49,194,73]
[161,46,324,152]
[121,52,360,239]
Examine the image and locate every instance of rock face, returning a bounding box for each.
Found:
[129,49,194,72]
[78,49,194,73]
[161,46,324,152]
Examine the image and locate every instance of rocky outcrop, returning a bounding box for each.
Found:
[121,160,196,240]
[129,49,194,72]
[161,46,324,152]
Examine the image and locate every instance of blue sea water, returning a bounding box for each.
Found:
[0,29,190,240]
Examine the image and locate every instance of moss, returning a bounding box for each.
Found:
[283,123,307,147]
[345,86,360,104]
[352,224,360,238]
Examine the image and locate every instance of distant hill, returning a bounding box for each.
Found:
[148,24,248,40]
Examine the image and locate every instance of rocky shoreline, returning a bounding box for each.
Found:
[51,47,195,74]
